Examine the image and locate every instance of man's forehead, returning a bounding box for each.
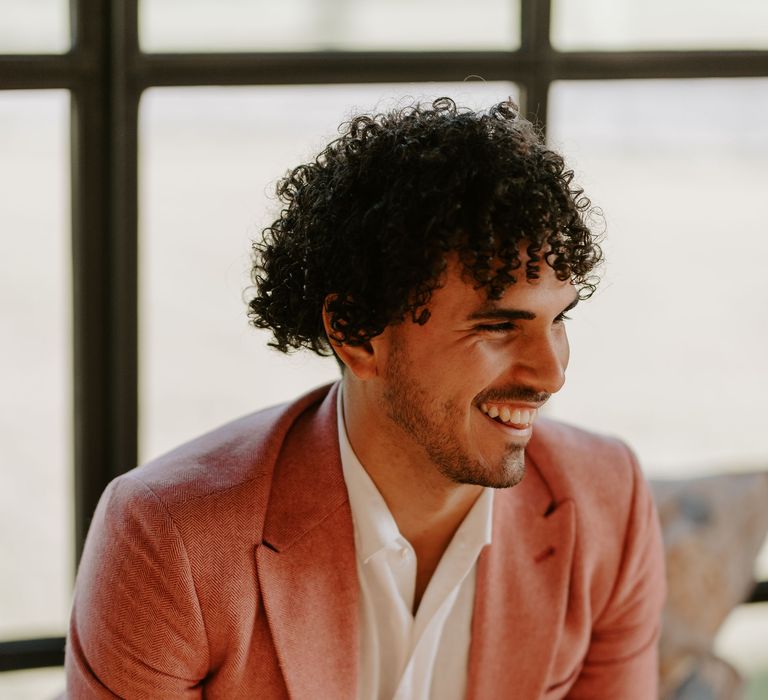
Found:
[447,255,575,293]
[424,262,578,323]
[468,291,580,320]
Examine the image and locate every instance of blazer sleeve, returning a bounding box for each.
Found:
[567,446,667,700]
[65,475,209,699]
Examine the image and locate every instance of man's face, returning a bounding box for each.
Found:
[377,255,578,489]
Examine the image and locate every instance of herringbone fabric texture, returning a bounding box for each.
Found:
[64,382,665,699]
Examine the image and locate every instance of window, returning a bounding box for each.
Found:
[2,1,766,694]
[138,82,516,459]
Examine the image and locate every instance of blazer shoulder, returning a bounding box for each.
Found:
[529,417,642,505]
[115,386,330,512]
[528,418,665,634]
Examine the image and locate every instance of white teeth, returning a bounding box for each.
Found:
[480,403,537,426]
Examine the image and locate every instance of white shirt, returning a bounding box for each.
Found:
[337,391,493,700]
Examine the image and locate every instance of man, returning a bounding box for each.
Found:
[65,98,665,699]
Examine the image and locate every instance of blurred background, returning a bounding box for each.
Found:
[1,0,767,697]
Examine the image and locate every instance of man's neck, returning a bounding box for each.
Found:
[386,481,482,613]
[342,381,484,611]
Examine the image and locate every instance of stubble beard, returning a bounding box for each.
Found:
[382,344,527,490]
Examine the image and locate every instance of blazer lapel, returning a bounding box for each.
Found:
[467,439,576,699]
[256,383,359,700]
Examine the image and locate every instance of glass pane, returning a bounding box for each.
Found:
[552,0,768,51]
[0,90,72,639]
[0,0,70,54]
[547,78,768,476]
[0,668,66,699]
[139,82,517,461]
[548,77,768,685]
[140,0,520,52]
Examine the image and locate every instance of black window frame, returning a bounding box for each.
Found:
[1,0,767,673]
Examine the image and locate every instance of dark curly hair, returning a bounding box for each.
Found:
[248,97,602,356]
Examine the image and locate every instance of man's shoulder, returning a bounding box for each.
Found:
[531,416,634,464]
[525,417,663,616]
[528,416,645,516]
[110,383,335,516]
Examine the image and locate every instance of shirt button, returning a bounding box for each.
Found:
[399,547,410,561]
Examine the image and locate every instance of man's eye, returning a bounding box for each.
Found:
[476,322,517,333]
[554,313,572,324]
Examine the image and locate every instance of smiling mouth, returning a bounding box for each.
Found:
[479,402,538,430]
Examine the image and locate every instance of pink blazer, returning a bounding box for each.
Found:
[65,382,665,699]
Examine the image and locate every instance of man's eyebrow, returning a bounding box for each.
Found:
[467,308,536,322]
[467,294,580,322]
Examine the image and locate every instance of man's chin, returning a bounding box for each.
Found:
[446,449,527,489]
[483,460,527,490]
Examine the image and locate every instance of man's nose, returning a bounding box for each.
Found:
[511,332,568,395]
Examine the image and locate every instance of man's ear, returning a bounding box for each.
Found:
[321,298,379,380]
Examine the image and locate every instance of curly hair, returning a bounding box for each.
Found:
[248,97,602,356]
